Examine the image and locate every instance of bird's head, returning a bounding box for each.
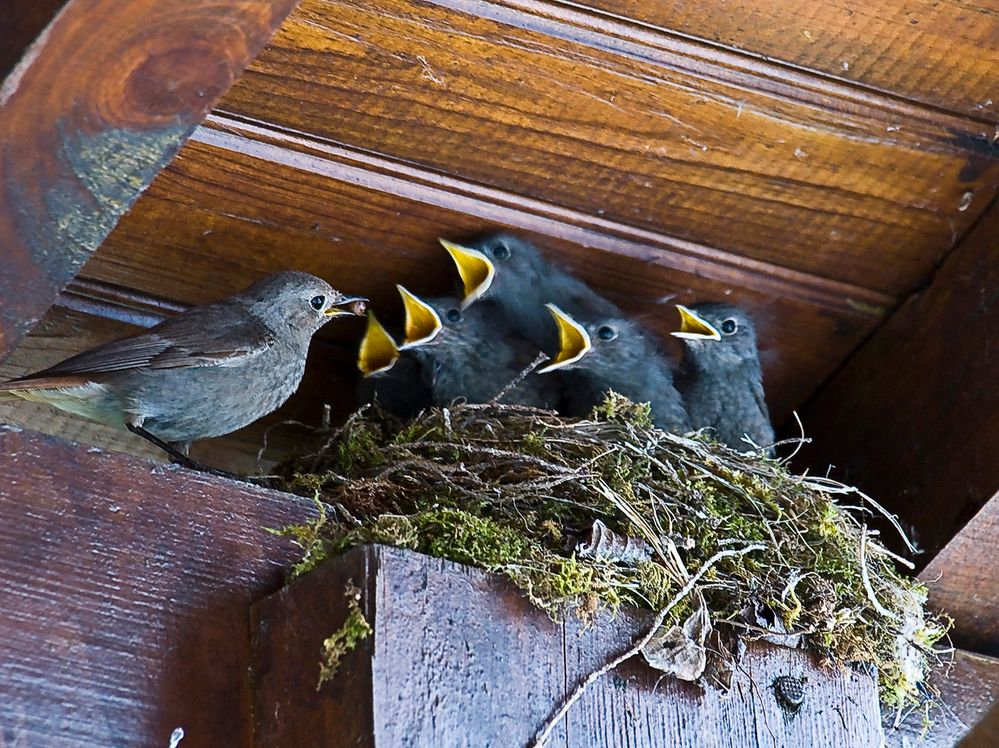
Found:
[439,233,546,308]
[537,304,651,374]
[672,303,760,369]
[240,271,367,335]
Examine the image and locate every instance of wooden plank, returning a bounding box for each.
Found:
[78,129,891,428]
[798,200,999,559]
[0,0,302,362]
[215,0,999,295]
[0,425,314,747]
[578,0,999,121]
[252,544,884,747]
[888,651,999,747]
[920,491,999,657]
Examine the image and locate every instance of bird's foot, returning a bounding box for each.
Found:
[127,424,246,482]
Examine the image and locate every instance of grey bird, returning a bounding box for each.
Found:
[355,288,435,419]
[539,305,688,431]
[440,233,620,354]
[672,303,774,453]
[387,287,560,409]
[0,271,367,472]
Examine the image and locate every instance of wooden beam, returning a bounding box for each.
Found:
[579,0,999,121]
[921,491,999,657]
[218,0,999,296]
[0,0,301,361]
[798,199,999,559]
[0,424,313,747]
[253,544,884,747]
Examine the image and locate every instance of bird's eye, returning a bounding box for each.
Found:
[597,325,617,341]
[492,242,511,261]
[445,308,461,323]
[310,295,326,311]
[721,318,738,335]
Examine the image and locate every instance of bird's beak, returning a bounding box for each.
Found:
[326,296,369,317]
[357,312,400,376]
[396,285,442,348]
[440,238,495,309]
[538,304,591,373]
[671,305,720,341]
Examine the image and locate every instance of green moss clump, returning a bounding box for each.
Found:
[317,580,373,689]
[271,397,950,717]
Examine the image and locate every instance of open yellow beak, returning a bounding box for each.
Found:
[397,285,442,348]
[537,304,592,373]
[440,238,495,309]
[357,311,400,377]
[671,305,720,341]
[326,296,369,317]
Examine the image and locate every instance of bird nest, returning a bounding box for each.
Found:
[270,394,949,720]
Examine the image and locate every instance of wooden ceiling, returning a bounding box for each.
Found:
[2,0,997,542]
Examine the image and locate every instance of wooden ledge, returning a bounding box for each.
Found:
[251,544,884,747]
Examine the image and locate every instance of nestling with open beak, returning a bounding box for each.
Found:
[362,285,560,409]
[355,287,436,418]
[539,304,688,431]
[672,303,774,453]
[440,233,619,354]
[0,271,367,474]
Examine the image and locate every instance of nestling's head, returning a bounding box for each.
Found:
[672,302,760,370]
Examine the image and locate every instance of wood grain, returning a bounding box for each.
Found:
[252,544,884,747]
[0,425,314,748]
[921,491,999,657]
[216,0,999,295]
[79,128,891,429]
[578,0,999,121]
[798,199,999,559]
[0,0,301,363]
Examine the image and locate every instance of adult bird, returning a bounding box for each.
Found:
[539,304,688,431]
[672,303,774,453]
[0,272,367,472]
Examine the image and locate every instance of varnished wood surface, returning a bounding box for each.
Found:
[799,199,999,560]
[253,544,884,747]
[216,0,999,296]
[921,491,999,657]
[0,425,313,748]
[0,0,302,362]
[578,0,999,121]
[78,128,890,430]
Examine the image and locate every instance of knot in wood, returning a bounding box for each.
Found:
[772,674,806,712]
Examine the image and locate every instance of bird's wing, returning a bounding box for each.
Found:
[1,306,275,390]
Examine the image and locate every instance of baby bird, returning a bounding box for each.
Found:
[672,303,774,453]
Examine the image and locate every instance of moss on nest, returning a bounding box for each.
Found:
[270,394,950,714]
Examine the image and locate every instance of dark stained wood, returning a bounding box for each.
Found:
[578,0,999,121]
[0,425,314,747]
[0,0,302,362]
[888,651,999,748]
[921,491,999,657]
[799,199,999,559]
[0,0,67,80]
[252,544,884,747]
[960,697,999,748]
[80,126,892,428]
[216,0,999,295]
